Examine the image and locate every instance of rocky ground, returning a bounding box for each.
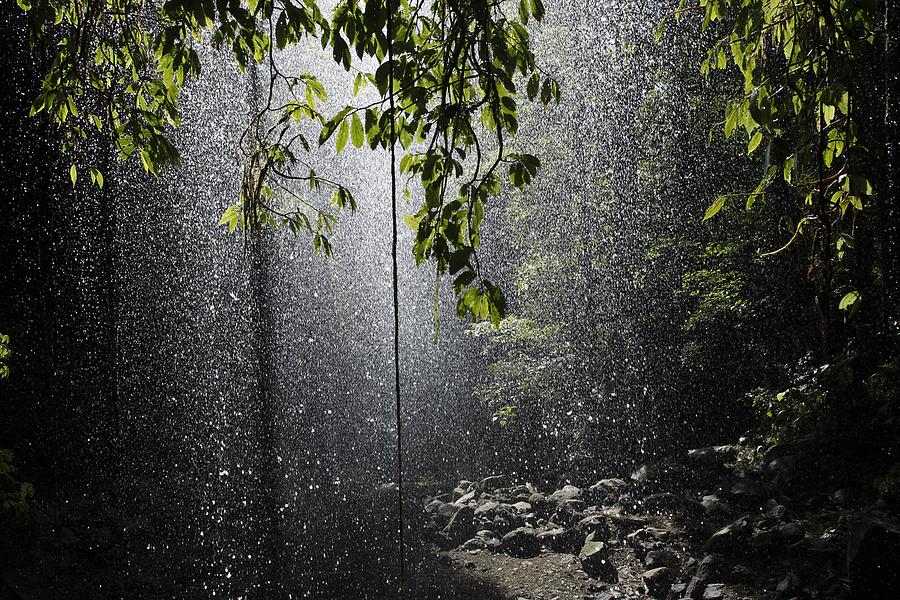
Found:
[419,440,900,600]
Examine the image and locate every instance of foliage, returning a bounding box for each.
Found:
[663,0,881,342]
[0,450,34,515]
[1,335,32,514]
[17,0,560,325]
[0,333,9,381]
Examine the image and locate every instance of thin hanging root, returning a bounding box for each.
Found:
[387,3,408,597]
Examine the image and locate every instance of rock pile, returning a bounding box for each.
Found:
[422,440,899,599]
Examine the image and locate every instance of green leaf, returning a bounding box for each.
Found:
[703,195,726,221]
[353,72,366,96]
[335,118,349,153]
[69,164,77,187]
[350,113,364,148]
[747,131,763,154]
[838,290,860,311]
[89,168,104,189]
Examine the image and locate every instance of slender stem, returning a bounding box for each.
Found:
[387,2,407,597]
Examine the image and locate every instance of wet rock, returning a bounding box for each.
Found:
[578,533,618,581]
[477,475,509,494]
[452,480,475,500]
[501,526,542,558]
[528,492,547,509]
[642,492,683,514]
[460,536,490,551]
[642,567,675,599]
[511,501,532,513]
[474,500,499,517]
[552,500,587,526]
[702,583,724,600]
[537,526,581,553]
[588,478,628,504]
[687,445,737,465]
[576,515,610,539]
[548,484,584,505]
[776,572,800,596]
[440,505,476,548]
[751,521,804,550]
[702,516,749,553]
[684,554,727,599]
[700,494,731,516]
[833,487,856,507]
[765,500,787,520]
[847,516,900,599]
[730,478,765,499]
[644,549,679,571]
[454,489,477,505]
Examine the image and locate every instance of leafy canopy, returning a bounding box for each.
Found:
[17,0,560,325]
[662,0,879,316]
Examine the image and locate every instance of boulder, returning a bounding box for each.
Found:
[578,532,618,581]
[642,492,684,514]
[683,554,727,600]
[439,505,476,548]
[730,478,765,499]
[776,572,800,596]
[700,494,731,516]
[702,516,749,553]
[575,515,610,539]
[702,583,725,599]
[588,478,628,504]
[536,526,580,554]
[551,500,586,526]
[847,516,900,599]
[642,566,675,599]
[477,475,509,494]
[645,548,680,571]
[687,445,737,465]
[501,527,542,558]
[452,480,475,500]
[474,500,500,517]
[454,489,477,505]
[548,484,583,505]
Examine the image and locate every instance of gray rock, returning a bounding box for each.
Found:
[847,516,900,598]
[703,517,749,553]
[440,505,476,548]
[702,583,725,600]
[578,533,618,581]
[474,500,500,516]
[576,515,610,539]
[642,566,674,599]
[776,572,800,596]
[700,494,731,515]
[548,484,584,505]
[687,445,737,465]
[684,554,727,600]
[454,489,477,505]
[644,549,679,571]
[537,526,580,553]
[452,480,475,500]
[501,526,542,558]
[588,478,628,504]
[642,492,683,514]
[730,478,765,498]
[477,475,509,494]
